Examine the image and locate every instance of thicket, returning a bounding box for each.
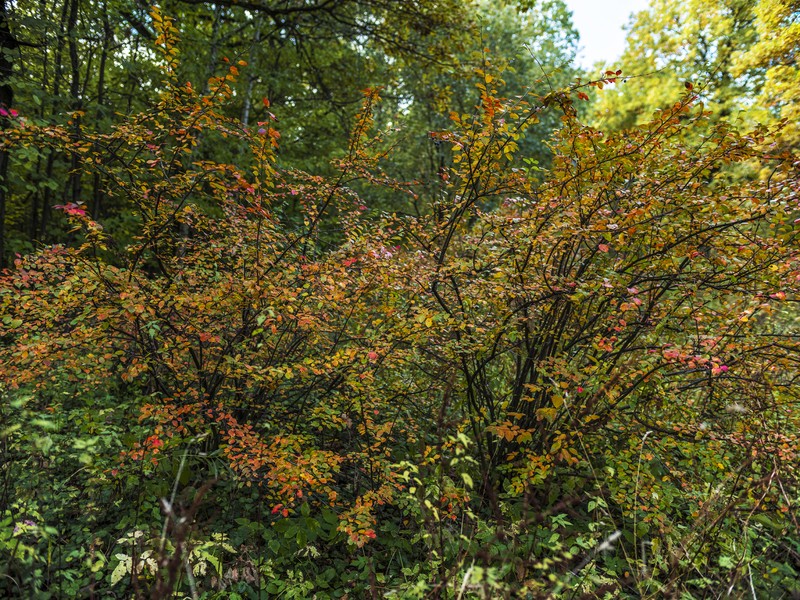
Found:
[2,5,800,599]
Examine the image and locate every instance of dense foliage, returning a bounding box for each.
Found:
[1,1,800,598]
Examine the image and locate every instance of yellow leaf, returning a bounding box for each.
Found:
[536,407,557,422]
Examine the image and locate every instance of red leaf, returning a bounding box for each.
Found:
[54,203,87,217]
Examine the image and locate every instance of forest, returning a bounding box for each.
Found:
[1,0,799,597]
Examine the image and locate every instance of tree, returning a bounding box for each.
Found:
[374,0,580,213]
[0,0,586,264]
[0,0,18,269]
[590,0,760,131]
[733,0,800,147]
[0,0,480,265]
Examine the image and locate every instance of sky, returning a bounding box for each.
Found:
[563,0,652,71]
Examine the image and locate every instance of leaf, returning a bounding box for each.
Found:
[536,407,557,422]
[718,555,734,569]
[111,555,131,586]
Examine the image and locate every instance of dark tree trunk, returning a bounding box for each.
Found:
[91,0,111,219]
[0,0,18,269]
[67,0,81,206]
[40,0,71,241]
[241,18,263,127]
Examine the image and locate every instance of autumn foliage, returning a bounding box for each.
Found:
[2,9,800,598]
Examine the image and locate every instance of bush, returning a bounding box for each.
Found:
[2,16,799,598]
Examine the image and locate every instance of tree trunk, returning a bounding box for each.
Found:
[0,0,18,269]
[40,0,71,242]
[91,0,111,219]
[66,0,81,206]
[241,18,263,127]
